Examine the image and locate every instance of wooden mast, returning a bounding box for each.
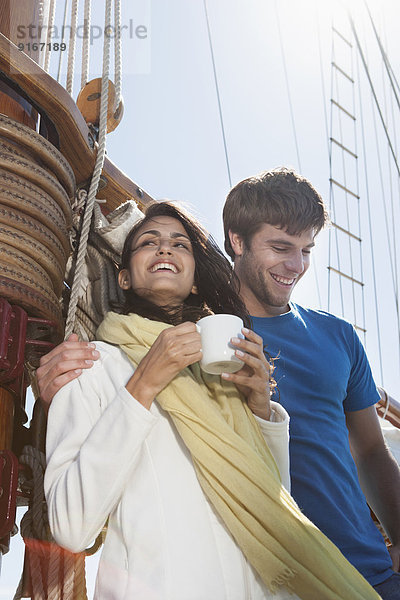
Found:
[0,0,43,127]
[0,1,43,452]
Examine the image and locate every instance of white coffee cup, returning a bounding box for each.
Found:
[196,314,245,375]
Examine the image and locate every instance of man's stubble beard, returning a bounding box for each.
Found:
[238,250,291,312]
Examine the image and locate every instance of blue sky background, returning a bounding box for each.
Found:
[2,0,400,596]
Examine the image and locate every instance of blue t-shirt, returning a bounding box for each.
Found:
[251,303,393,586]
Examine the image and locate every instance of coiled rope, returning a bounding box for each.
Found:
[0,114,74,338]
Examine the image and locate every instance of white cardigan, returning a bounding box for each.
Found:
[45,342,295,600]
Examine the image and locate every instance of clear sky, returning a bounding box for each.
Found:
[2,0,400,596]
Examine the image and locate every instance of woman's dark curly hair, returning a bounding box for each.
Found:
[116,201,250,327]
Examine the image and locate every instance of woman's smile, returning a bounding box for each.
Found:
[119,215,197,306]
[149,260,179,274]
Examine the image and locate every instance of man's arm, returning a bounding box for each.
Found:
[37,334,100,412]
[346,404,400,571]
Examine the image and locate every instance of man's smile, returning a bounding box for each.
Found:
[270,273,296,286]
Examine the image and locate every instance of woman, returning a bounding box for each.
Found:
[44,202,380,600]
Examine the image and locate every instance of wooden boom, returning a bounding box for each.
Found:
[0,33,154,213]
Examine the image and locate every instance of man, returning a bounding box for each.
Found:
[222,167,400,599]
[38,168,400,598]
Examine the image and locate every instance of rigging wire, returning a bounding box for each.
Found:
[274,1,322,309]
[379,22,399,304]
[368,60,400,341]
[334,27,358,326]
[347,26,363,331]
[352,13,400,369]
[350,16,400,180]
[355,50,385,384]
[356,13,400,351]
[351,33,367,342]
[317,9,331,166]
[203,0,232,188]
[382,19,400,299]
[364,0,400,114]
[306,6,331,308]
[328,23,345,318]
[327,26,334,314]
[274,0,302,172]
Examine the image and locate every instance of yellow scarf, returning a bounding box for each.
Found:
[97,312,381,600]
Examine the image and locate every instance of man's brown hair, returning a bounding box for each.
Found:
[223,167,329,260]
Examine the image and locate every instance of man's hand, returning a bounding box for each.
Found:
[389,544,400,572]
[222,328,272,421]
[37,334,100,413]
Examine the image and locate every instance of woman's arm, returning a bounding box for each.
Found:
[45,345,157,553]
[45,323,203,553]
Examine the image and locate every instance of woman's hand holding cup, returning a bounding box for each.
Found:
[221,328,273,421]
[125,322,202,409]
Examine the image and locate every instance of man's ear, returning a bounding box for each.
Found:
[118,269,131,290]
[191,283,198,295]
[229,230,245,257]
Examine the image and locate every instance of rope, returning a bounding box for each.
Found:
[203,0,232,188]
[64,0,113,338]
[44,0,57,73]
[81,0,92,89]
[63,200,136,340]
[114,0,123,107]
[57,0,70,83]
[66,0,80,96]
